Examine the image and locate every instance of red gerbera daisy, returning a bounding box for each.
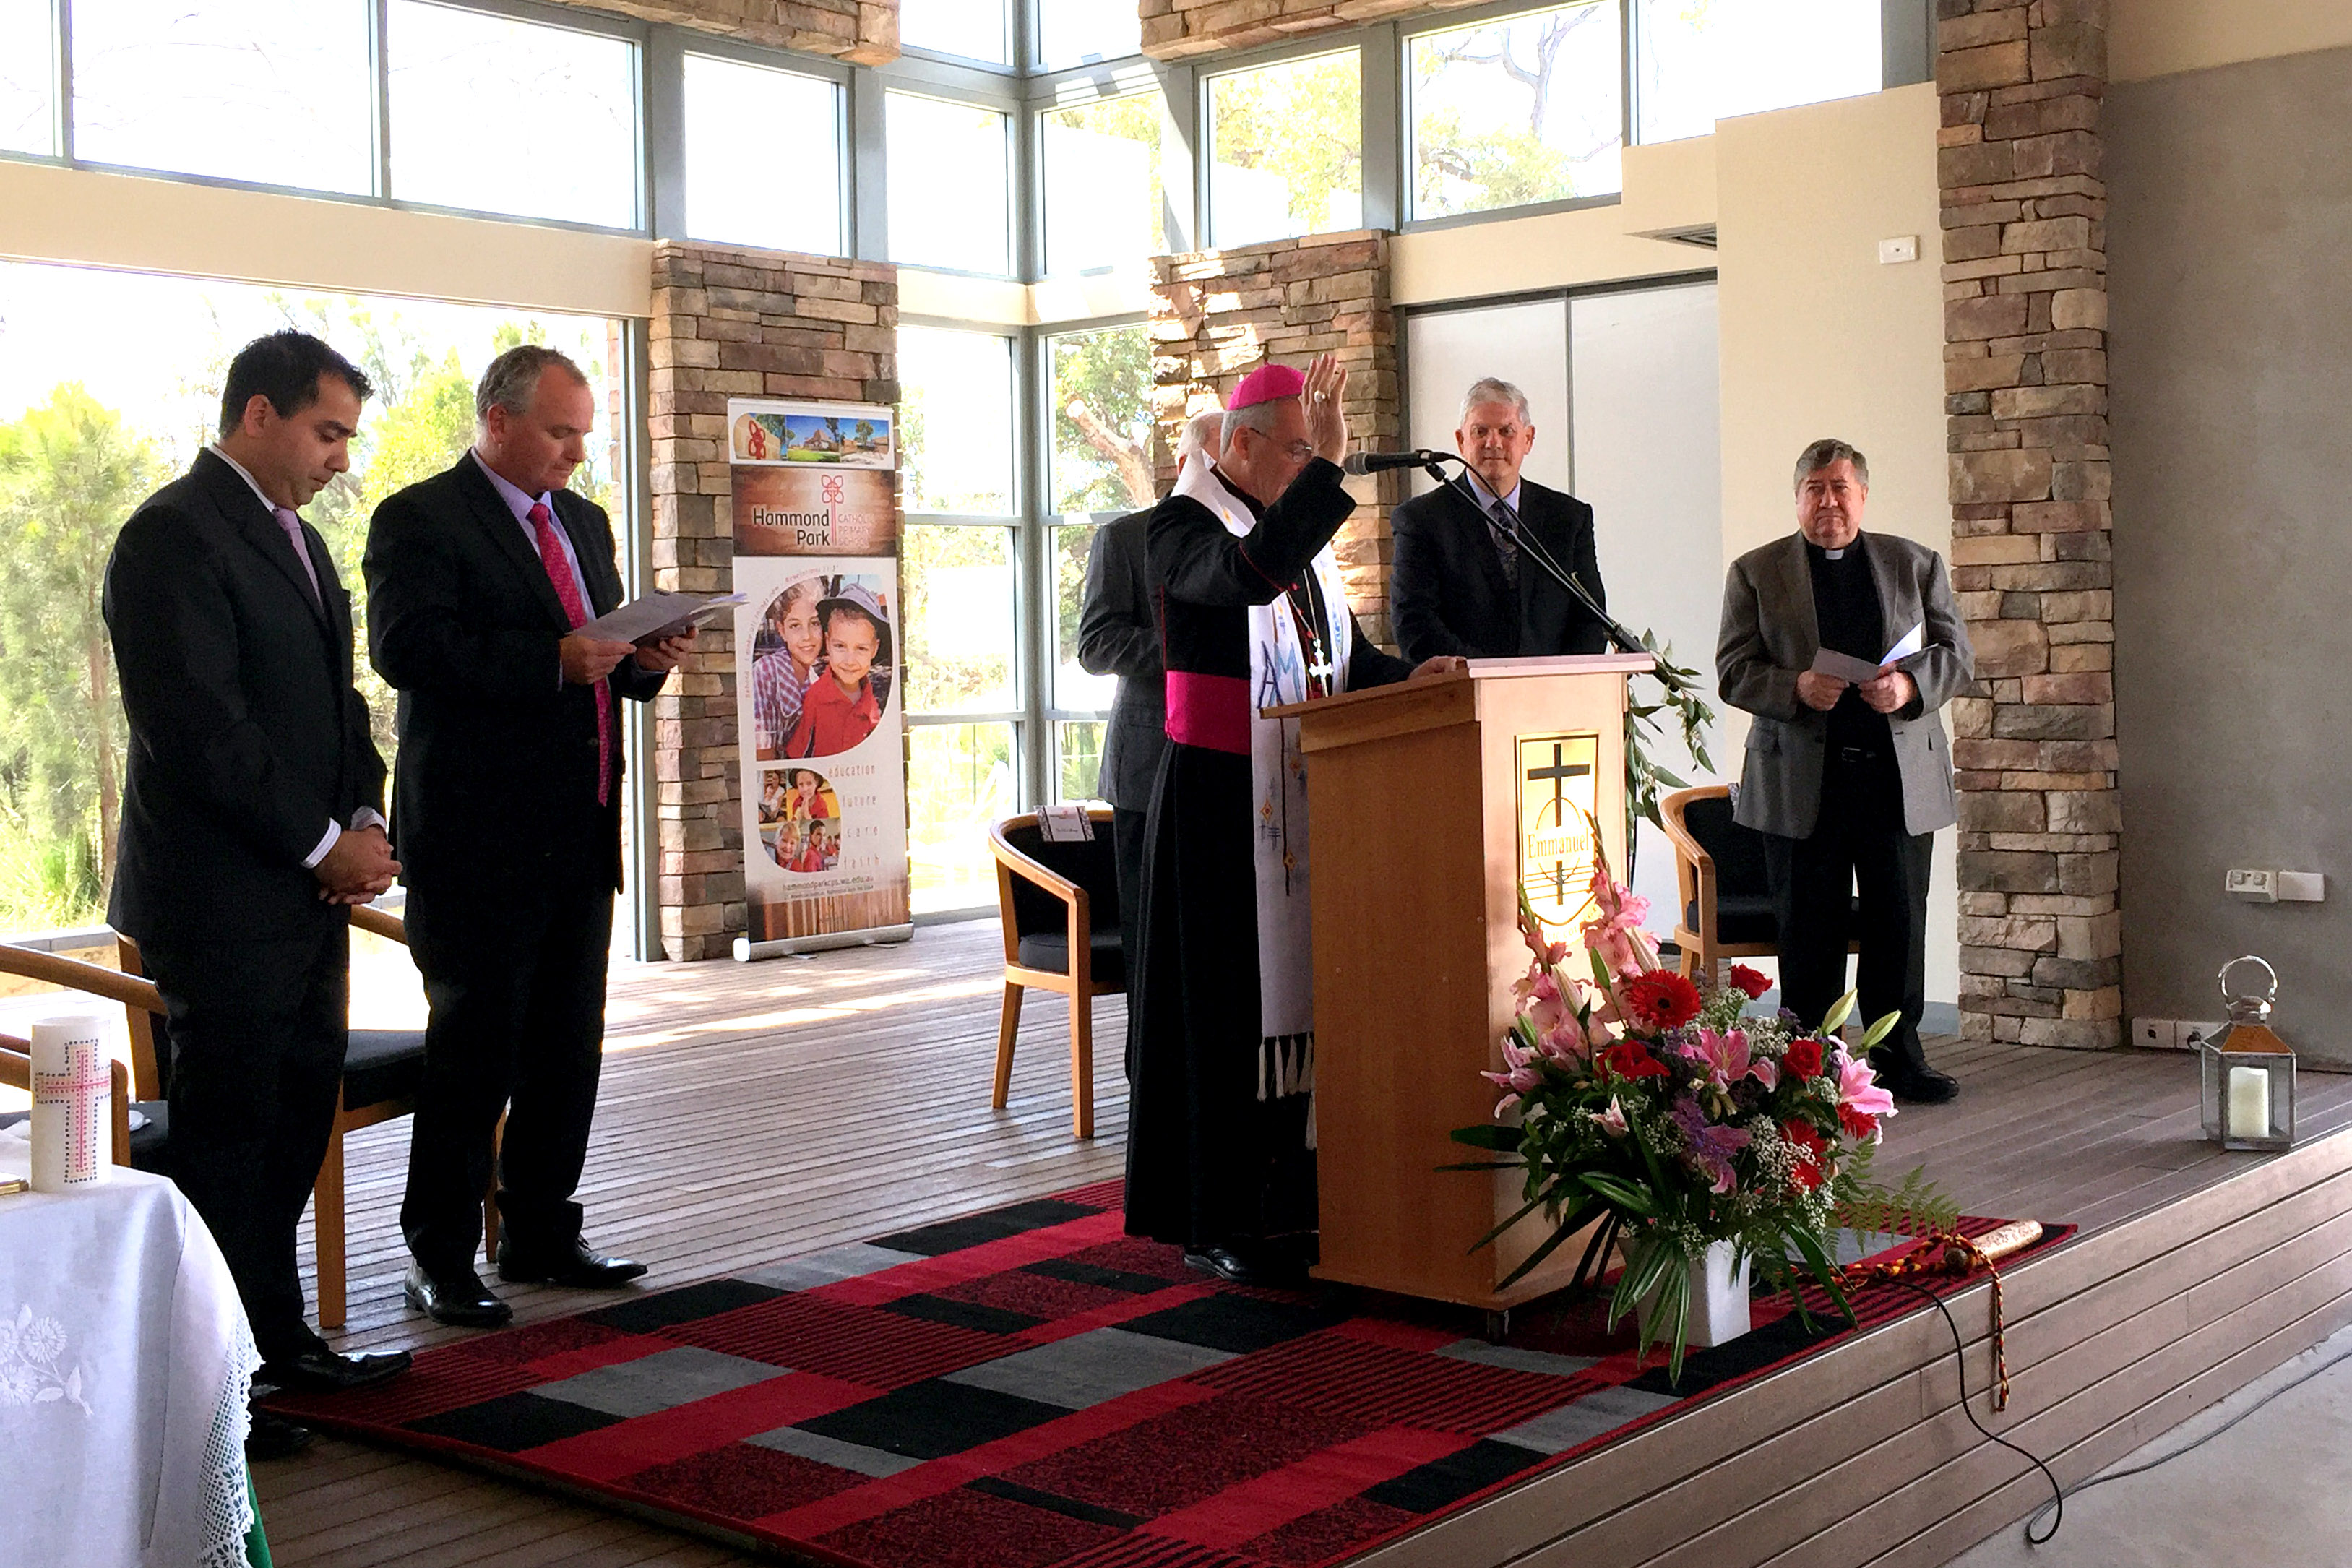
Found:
[1621,970,1702,1032]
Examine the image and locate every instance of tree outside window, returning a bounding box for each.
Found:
[1208,51,1364,248]
[1410,1,1623,221]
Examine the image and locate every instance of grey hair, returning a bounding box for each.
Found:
[1221,400,1285,450]
[475,343,588,425]
[1459,376,1531,426]
[1175,407,1225,468]
[1793,438,1869,492]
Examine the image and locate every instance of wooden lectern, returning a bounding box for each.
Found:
[1271,654,1654,1311]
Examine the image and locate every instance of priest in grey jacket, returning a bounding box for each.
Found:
[1717,439,1974,1103]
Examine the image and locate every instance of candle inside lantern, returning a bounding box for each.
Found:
[2226,1064,2270,1140]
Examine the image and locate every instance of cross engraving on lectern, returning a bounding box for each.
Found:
[1525,742,1590,905]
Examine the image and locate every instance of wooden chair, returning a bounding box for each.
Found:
[116,910,494,1330]
[1658,784,1858,991]
[988,809,1124,1138]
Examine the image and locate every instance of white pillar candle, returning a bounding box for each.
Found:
[29,1014,111,1192]
[2226,1063,2271,1140]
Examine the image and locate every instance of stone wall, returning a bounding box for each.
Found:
[1147,230,1401,647]
[556,0,897,64]
[1936,0,2121,1048]
[647,239,898,960]
[1142,0,1478,61]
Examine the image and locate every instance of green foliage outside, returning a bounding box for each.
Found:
[1210,52,1364,238]
[1045,91,1164,261]
[1411,2,1622,220]
[0,299,615,934]
[1049,324,1154,517]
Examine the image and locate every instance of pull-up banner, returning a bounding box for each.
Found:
[728,397,913,959]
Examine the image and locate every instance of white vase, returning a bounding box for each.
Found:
[1685,1241,1752,1348]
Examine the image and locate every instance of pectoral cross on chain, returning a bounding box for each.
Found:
[1525,741,1592,905]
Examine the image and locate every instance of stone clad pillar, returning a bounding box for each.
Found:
[646,240,898,960]
[1936,1,2120,1048]
[1147,230,1402,647]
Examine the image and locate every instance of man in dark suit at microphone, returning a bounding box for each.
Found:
[1391,376,1611,663]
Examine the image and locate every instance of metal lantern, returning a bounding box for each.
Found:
[2200,955,2295,1152]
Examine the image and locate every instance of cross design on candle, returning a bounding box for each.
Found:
[33,1043,110,1184]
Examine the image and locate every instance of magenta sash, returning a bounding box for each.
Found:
[1163,671,1250,756]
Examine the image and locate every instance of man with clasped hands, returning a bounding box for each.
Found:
[366,345,689,1327]
[105,331,413,1443]
[1716,439,1975,1104]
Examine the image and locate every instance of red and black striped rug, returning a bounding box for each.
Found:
[270,1181,2068,1567]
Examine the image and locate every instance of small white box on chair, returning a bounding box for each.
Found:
[30,1014,111,1191]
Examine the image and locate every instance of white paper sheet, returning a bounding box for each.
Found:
[577,591,746,644]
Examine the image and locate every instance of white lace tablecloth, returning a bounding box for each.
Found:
[0,1140,260,1568]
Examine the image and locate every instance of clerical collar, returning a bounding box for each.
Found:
[1806,533,1862,563]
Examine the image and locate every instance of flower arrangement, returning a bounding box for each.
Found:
[1451,852,1954,1378]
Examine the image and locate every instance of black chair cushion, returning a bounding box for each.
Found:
[1015,930,1126,991]
[1,1100,173,1174]
[343,1029,428,1112]
[1681,795,1866,947]
[1687,892,1866,947]
[1001,822,1124,943]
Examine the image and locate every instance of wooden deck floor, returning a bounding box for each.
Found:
[255,923,2352,1567]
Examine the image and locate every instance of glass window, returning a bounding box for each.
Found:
[0,259,620,936]
[1056,720,1106,803]
[899,326,1016,514]
[900,523,1018,715]
[1052,523,1116,712]
[1410,1,1623,219]
[1046,324,1153,516]
[387,1,639,228]
[1637,0,1880,145]
[1207,50,1362,248]
[1042,92,1163,275]
[886,92,1010,275]
[899,0,1009,66]
[683,53,841,257]
[1038,0,1142,68]
[0,0,53,156]
[68,0,373,193]
[907,722,1017,912]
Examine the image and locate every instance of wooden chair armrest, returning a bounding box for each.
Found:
[0,944,163,1014]
[350,905,409,946]
[0,1043,135,1166]
[987,818,1083,905]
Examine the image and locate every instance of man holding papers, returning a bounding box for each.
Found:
[366,345,687,1324]
[1717,440,1975,1103]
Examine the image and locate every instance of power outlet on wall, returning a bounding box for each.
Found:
[2131,1017,2179,1050]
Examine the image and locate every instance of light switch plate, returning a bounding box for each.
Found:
[2226,867,2278,901]
[1877,235,1919,264]
[2279,871,2325,902]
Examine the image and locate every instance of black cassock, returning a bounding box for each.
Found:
[1124,457,1413,1253]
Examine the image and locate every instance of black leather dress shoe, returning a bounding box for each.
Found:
[498,1238,648,1288]
[404,1262,515,1327]
[1869,1049,1961,1104]
[1182,1243,1306,1288]
[245,1409,315,1461]
[258,1345,413,1394]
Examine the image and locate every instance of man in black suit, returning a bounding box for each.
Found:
[1391,376,1611,663]
[366,345,689,1326]
[105,331,412,1429]
[1077,408,1219,964]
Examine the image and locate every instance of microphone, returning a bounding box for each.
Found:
[1341,449,1460,476]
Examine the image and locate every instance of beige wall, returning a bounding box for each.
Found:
[2111,0,2352,83]
[0,160,654,318]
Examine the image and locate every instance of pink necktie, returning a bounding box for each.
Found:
[529,501,612,806]
[272,507,322,605]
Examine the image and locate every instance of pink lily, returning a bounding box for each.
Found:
[1481,1037,1543,1116]
[1590,1096,1629,1137]
[1836,1056,1898,1140]
[1681,1028,1780,1093]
